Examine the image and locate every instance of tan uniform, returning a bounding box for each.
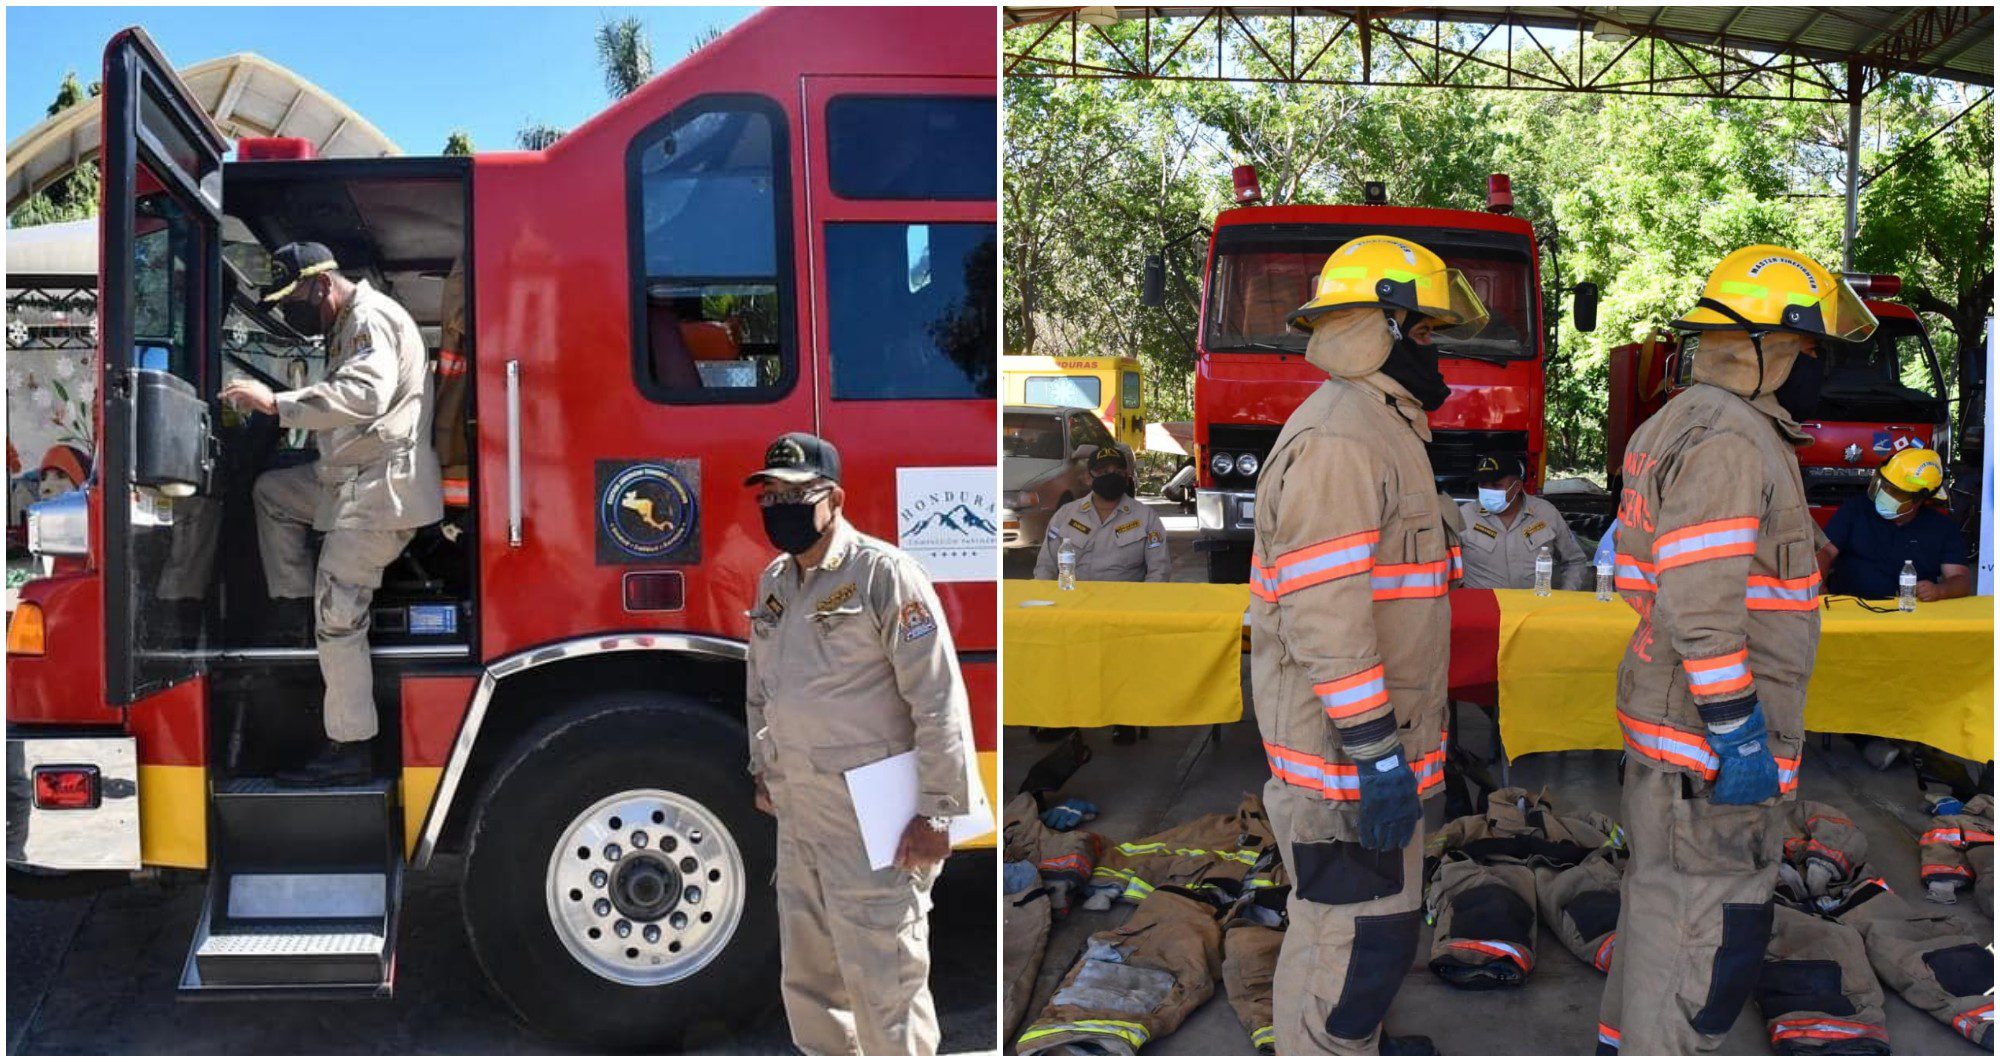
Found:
[1597,332,1821,1054]
[253,280,442,743]
[744,517,978,1056]
[1032,494,1170,582]
[1248,310,1454,1055]
[1918,794,1993,913]
[1455,493,1589,591]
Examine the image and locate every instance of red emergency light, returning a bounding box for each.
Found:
[1843,272,1902,297]
[1487,173,1514,214]
[237,137,318,162]
[32,765,99,810]
[1232,165,1263,205]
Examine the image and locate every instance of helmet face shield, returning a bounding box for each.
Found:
[1426,268,1490,341]
[1784,277,1878,342]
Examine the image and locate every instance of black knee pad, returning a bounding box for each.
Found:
[1692,901,1775,1036]
[1325,910,1421,1040]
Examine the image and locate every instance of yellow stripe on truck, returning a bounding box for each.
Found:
[956,750,999,850]
[402,766,443,859]
[138,764,206,869]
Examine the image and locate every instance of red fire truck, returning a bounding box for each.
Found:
[1145,169,1595,582]
[6,10,996,1046]
[1606,274,1952,524]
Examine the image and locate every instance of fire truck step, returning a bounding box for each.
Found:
[211,777,399,871]
[190,920,390,989]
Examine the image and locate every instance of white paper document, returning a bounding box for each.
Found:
[844,750,995,871]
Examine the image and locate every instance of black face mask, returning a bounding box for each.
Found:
[1773,350,1823,422]
[280,287,326,338]
[761,503,826,556]
[1091,473,1130,500]
[1381,334,1451,412]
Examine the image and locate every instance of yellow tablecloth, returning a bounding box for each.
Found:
[1003,580,1246,727]
[1498,591,1995,763]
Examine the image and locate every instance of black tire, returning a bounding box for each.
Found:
[460,692,779,1049]
[1207,543,1252,585]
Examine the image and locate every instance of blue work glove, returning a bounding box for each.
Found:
[1353,749,1422,852]
[1706,703,1780,806]
[1004,860,1039,895]
[1041,798,1098,831]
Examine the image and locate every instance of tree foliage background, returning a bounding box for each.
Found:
[1004,18,1994,476]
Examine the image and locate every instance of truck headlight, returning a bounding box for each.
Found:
[26,489,89,559]
[1210,452,1236,477]
[1235,453,1261,477]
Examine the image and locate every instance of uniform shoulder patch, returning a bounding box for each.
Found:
[1114,518,1142,534]
[1067,518,1093,536]
[764,593,785,619]
[815,584,857,612]
[1145,530,1163,548]
[1470,523,1500,539]
[899,600,938,643]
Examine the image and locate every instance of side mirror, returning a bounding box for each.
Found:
[1572,282,1599,333]
[131,368,212,497]
[1141,253,1165,308]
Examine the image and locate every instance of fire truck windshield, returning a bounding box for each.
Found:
[1205,224,1537,361]
[1813,314,1947,422]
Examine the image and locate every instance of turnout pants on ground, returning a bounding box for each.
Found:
[1015,887,1223,1055]
[1220,883,1288,1054]
[771,784,941,1056]
[1598,763,1780,1054]
[1757,903,1890,1052]
[253,463,412,743]
[1835,882,1994,1049]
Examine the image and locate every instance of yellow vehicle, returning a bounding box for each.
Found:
[1002,354,1146,452]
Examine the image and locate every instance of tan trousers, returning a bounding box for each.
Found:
[773,809,939,1055]
[1598,762,1780,1054]
[1015,887,1222,1055]
[253,464,411,743]
[1266,783,1436,1056]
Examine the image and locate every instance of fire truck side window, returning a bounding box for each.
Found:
[629,96,793,403]
[825,223,996,400]
[825,96,996,201]
[132,187,198,382]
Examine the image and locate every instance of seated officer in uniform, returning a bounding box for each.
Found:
[1455,453,1588,591]
[1032,445,1170,582]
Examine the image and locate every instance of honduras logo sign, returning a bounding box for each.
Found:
[896,466,998,583]
[596,459,701,565]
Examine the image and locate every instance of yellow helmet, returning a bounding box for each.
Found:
[1671,244,1878,342]
[1882,447,1944,494]
[1289,234,1490,340]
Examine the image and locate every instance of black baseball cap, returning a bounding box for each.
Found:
[1474,453,1526,486]
[1087,445,1130,472]
[745,432,842,486]
[260,242,339,303]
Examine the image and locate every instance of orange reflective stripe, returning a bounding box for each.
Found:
[1370,558,1451,600]
[1617,709,1799,792]
[1251,530,1380,601]
[1315,665,1390,720]
[1264,733,1449,802]
[1747,570,1822,611]
[437,349,467,376]
[1683,648,1753,697]
[1654,516,1759,571]
[442,478,471,506]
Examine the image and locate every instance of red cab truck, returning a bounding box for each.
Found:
[1606,274,1951,525]
[1145,170,1594,582]
[6,10,996,1045]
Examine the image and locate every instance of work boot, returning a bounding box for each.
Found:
[264,597,315,647]
[276,740,373,787]
[1381,1034,1439,1055]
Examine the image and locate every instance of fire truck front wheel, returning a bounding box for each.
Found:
[460,693,777,1048]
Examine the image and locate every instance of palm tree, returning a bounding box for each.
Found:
[686,25,726,58]
[595,16,654,100]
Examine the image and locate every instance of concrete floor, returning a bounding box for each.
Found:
[1002,496,1989,1056]
[8,852,996,1054]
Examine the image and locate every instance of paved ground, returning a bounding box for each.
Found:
[1001,495,1989,1056]
[8,852,996,1054]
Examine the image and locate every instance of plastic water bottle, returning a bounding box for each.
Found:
[1595,561,1615,602]
[1534,545,1554,597]
[1898,560,1917,612]
[1058,541,1078,591]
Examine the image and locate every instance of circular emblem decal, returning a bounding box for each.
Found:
[601,463,697,558]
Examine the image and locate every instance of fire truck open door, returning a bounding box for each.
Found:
[98,28,228,703]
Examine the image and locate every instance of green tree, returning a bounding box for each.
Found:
[516,122,566,150]
[9,71,103,227]
[686,24,727,58]
[441,130,475,156]
[596,16,655,100]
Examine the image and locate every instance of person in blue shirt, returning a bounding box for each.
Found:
[1823,447,1971,602]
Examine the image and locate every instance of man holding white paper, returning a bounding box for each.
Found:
[742,432,981,1056]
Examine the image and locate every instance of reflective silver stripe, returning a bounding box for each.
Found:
[1654,524,1755,564]
[1621,720,1721,772]
[1746,581,1818,603]
[1370,564,1449,594]
[1686,657,1749,687]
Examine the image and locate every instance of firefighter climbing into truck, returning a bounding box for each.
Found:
[6,8,997,1048]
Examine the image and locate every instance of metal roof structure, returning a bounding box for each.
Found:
[1004,6,1993,266]
[7,52,400,214]
[1004,7,1992,98]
